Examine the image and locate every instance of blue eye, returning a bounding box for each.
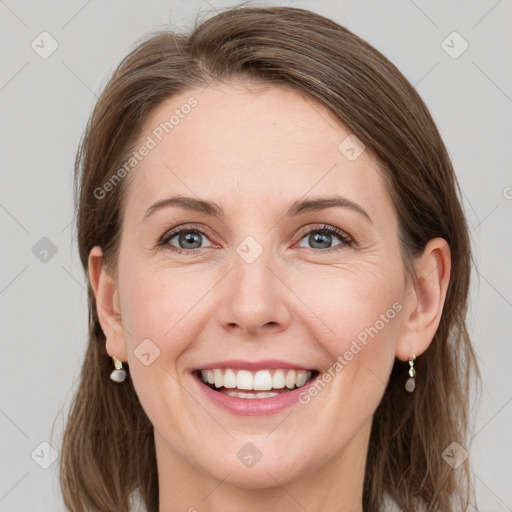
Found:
[158,224,353,255]
[296,225,352,251]
[160,227,215,254]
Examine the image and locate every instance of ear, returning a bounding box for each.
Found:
[88,246,127,362]
[395,237,451,362]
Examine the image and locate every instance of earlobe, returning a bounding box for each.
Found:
[88,246,127,361]
[395,237,451,362]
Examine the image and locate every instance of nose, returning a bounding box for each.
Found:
[216,248,292,337]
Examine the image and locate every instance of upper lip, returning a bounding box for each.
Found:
[193,359,316,372]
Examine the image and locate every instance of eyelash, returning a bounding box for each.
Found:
[157,223,354,255]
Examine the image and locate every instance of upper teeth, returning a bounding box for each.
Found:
[200,369,312,391]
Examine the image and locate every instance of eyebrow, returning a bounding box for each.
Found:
[142,195,373,224]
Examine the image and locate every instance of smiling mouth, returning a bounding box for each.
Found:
[194,368,320,399]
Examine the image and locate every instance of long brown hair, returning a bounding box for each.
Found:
[57,3,482,511]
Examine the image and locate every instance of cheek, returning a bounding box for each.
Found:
[292,264,403,413]
[291,262,404,354]
[120,252,404,359]
[118,264,197,366]
[118,268,198,426]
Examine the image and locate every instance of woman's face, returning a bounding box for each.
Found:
[101,82,416,492]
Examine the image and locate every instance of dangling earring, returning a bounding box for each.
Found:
[405,354,416,392]
[110,356,127,383]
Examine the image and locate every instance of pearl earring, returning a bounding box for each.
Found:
[405,354,416,392]
[110,356,127,383]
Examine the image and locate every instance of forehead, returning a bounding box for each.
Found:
[123,82,387,220]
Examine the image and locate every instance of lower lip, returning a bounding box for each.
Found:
[192,371,320,416]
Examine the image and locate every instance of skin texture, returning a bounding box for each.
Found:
[88,82,451,512]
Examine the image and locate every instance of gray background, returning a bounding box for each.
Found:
[1,0,511,510]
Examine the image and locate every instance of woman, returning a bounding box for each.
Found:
[59,4,481,511]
